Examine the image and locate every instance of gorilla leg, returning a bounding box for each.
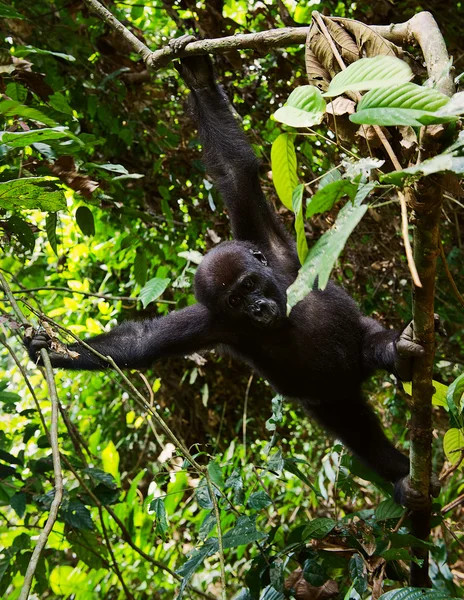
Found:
[305,394,409,484]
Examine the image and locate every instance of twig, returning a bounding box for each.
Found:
[19,349,63,600]
[398,190,422,287]
[442,492,464,514]
[206,476,227,600]
[98,506,135,600]
[9,286,176,305]
[0,274,64,600]
[439,240,464,308]
[242,374,254,464]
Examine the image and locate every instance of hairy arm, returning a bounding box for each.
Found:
[178,55,297,268]
[26,304,221,371]
[361,317,424,380]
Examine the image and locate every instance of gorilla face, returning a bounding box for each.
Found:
[194,241,286,328]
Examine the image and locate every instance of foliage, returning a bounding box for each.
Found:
[0,1,463,599]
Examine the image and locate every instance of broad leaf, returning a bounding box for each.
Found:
[176,539,218,599]
[447,372,464,427]
[303,558,327,587]
[222,515,267,548]
[306,179,358,219]
[0,99,57,126]
[303,517,336,540]
[375,498,405,520]
[8,216,35,252]
[382,154,464,185]
[45,212,59,256]
[271,133,298,210]
[75,206,95,237]
[273,85,325,128]
[248,491,272,510]
[0,127,74,148]
[380,588,460,600]
[324,56,412,97]
[0,177,66,211]
[149,498,169,540]
[139,277,170,308]
[443,428,464,468]
[287,197,368,310]
[351,83,452,126]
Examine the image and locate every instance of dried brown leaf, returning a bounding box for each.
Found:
[285,568,339,600]
[326,97,356,116]
[321,16,359,63]
[332,17,403,57]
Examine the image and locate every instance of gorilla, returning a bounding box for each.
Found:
[26,52,439,508]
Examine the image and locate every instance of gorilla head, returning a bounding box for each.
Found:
[194,241,285,328]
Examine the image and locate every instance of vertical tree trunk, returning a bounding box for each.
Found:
[409,182,442,586]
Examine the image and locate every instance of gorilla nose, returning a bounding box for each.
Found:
[251,301,266,315]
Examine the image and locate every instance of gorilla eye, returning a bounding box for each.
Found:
[243,278,254,291]
[228,295,241,308]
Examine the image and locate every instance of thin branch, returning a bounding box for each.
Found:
[98,507,135,600]
[398,190,422,287]
[242,374,253,465]
[18,351,62,600]
[442,492,464,514]
[205,476,227,600]
[10,286,176,305]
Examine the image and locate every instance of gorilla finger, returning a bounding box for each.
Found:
[397,340,425,357]
[169,34,197,54]
[434,314,447,337]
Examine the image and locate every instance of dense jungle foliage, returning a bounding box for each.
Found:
[0,1,463,599]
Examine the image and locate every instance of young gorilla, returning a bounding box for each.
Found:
[27,53,438,508]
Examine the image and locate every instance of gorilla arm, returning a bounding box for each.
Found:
[26,304,221,371]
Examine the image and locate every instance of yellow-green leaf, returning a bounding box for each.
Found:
[101,440,120,484]
[271,133,298,210]
[443,428,464,467]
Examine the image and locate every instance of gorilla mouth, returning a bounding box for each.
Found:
[251,301,281,328]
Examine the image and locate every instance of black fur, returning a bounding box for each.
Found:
[26,54,435,507]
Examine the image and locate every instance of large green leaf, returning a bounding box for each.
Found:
[0,127,75,148]
[443,428,464,468]
[271,133,298,210]
[273,85,325,128]
[222,515,267,548]
[287,197,368,311]
[0,100,57,126]
[351,83,453,126]
[139,277,171,308]
[306,179,358,219]
[75,206,95,237]
[303,517,336,540]
[380,588,460,600]
[446,372,464,427]
[324,56,412,97]
[382,153,464,185]
[0,177,66,211]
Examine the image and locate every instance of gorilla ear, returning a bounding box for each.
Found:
[250,249,268,266]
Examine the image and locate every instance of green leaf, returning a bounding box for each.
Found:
[49,566,87,596]
[45,212,59,256]
[273,85,326,128]
[382,154,464,186]
[83,467,117,489]
[324,56,412,97]
[75,206,95,237]
[67,531,108,569]
[435,91,464,117]
[351,83,452,127]
[267,449,284,475]
[8,216,35,252]
[375,498,405,520]
[292,184,308,264]
[10,492,26,519]
[248,490,272,510]
[176,539,218,598]
[222,515,267,549]
[303,558,327,586]
[61,501,93,530]
[379,588,461,600]
[303,517,336,540]
[0,177,66,211]
[101,441,120,485]
[225,469,245,505]
[13,46,76,61]
[196,480,214,510]
[443,428,464,468]
[0,100,57,126]
[447,372,464,427]
[164,470,188,515]
[0,449,22,465]
[149,497,169,540]
[0,127,72,148]
[306,180,359,219]
[0,3,25,18]
[271,133,298,210]
[265,395,284,431]
[283,458,319,493]
[139,277,171,308]
[207,461,224,489]
[349,554,367,594]
[134,248,148,287]
[287,198,368,310]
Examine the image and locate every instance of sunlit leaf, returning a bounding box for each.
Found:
[139,277,170,308]
[292,184,308,264]
[443,428,464,468]
[324,56,412,97]
[303,517,336,539]
[273,85,326,128]
[271,133,298,210]
[101,441,120,485]
[0,177,66,211]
